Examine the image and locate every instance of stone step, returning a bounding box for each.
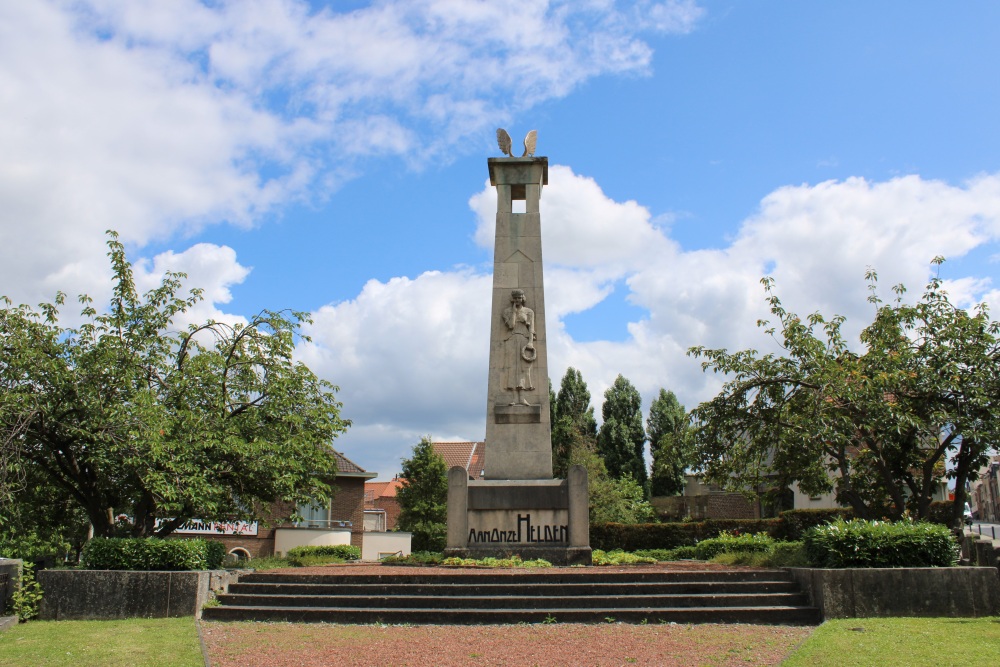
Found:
[203,568,821,625]
[202,604,821,625]
[237,569,792,586]
[217,591,810,610]
[227,580,801,597]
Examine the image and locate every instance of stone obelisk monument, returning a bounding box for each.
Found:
[444,130,591,565]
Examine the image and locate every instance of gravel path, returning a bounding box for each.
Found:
[201,563,815,666]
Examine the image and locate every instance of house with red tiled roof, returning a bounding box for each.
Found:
[365,441,486,531]
[432,441,486,481]
[180,450,377,561]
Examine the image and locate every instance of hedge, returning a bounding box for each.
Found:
[82,537,226,571]
[777,508,854,541]
[590,519,782,551]
[286,544,361,561]
[803,519,958,568]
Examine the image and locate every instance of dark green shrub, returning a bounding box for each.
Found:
[694,531,775,560]
[286,544,360,561]
[590,519,782,551]
[777,509,854,541]
[591,549,656,566]
[803,519,957,568]
[407,521,446,552]
[768,541,810,567]
[204,540,227,570]
[925,501,957,527]
[81,537,222,570]
[381,551,442,566]
[668,545,699,560]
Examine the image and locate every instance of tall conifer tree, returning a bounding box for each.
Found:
[597,375,647,489]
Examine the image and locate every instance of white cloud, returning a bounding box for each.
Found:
[133,243,251,330]
[314,169,1000,474]
[0,0,703,312]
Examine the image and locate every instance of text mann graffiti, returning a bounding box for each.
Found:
[468,513,568,545]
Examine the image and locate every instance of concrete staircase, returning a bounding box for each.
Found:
[202,569,821,625]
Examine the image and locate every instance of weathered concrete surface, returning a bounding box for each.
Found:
[0,559,22,612]
[38,569,236,620]
[484,157,553,480]
[786,567,1000,619]
[445,465,591,565]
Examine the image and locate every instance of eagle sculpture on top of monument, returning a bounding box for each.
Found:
[496,128,537,157]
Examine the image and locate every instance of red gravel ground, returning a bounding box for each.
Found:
[200,563,816,667]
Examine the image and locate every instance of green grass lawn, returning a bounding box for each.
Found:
[783,617,1000,667]
[0,617,203,667]
[1,616,997,666]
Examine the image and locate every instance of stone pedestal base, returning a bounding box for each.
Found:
[445,464,591,567]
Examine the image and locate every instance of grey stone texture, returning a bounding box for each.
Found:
[785,567,1000,619]
[445,464,591,565]
[0,560,21,613]
[38,569,236,620]
[485,157,552,480]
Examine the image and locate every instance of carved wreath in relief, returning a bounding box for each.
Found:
[502,289,536,405]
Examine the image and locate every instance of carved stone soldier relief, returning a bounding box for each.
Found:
[501,288,536,405]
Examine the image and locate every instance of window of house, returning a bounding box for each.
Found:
[297,501,331,528]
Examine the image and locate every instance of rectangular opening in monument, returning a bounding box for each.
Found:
[510,184,526,200]
[512,199,526,213]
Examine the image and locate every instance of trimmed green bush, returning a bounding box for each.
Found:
[925,501,958,527]
[285,544,361,567]
[777,509,854,541]
[81,537,224,571]
[381,551,443,566]
[694,531,775,560]
[590,519,782,551]
[591,549,656,566]
[803,519,957,568]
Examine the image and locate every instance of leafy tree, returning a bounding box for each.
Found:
[647,389,691,496]
[0,231,348,538]
[597,375,647,490]
[396,437,449,551]
[551,367,598,477]
[689,264,1000,524]
[567,445,656,524]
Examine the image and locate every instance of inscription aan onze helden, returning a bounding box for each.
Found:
[468,513,568,544]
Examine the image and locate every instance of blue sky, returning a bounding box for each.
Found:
[3,1,1000,477]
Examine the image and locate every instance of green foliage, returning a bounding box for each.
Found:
[0,532,71,562]
[0,231,348,539]
[569,445,656,524]
[711,541,810,567]
[0,617,205,667]
[694,531,775,560]
[551,368,598,477]
[242,556,292,570]
[778,509,854,541]
[647,389,692,497]
[632,547,698,561]
[597,375,647,489]
[286,544,360,560]
[396,437,449,553]
[11,563,43,622]
[590,518,783,551]
[285,544,360,565]
[440,555,552,568]
[81,537,225,571]
[689,266,1000,525]
[803,519,958,568]
[591,549,656,566]
[380,550,443,566]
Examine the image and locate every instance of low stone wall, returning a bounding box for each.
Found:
[962,532,1000,568]
[38,569,237,620]
[786,567,1000,619]
[0,559,22,612]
